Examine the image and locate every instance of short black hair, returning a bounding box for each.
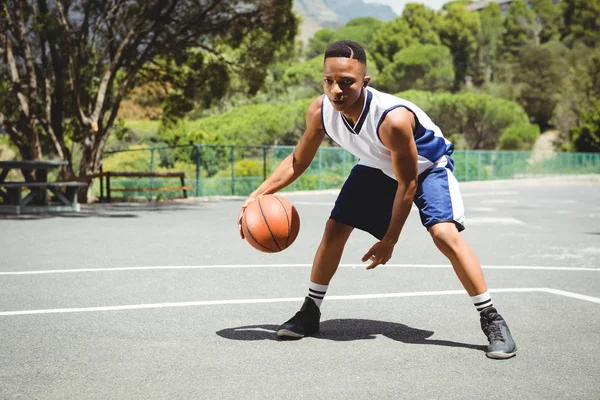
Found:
[324,40,367,65]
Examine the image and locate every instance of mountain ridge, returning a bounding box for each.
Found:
[294,0,398,44]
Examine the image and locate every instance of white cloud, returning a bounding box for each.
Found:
[363,0,450,14]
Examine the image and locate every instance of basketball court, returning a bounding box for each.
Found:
[0,177,599,399]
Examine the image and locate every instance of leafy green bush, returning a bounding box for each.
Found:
[378,45,454,93]
[159,98,313,148]
[498,124,540,150]
[396,90,532,150]
[569,100,600,152]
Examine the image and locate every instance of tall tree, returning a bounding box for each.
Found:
[478,2,503,83]
[531,0,563,44]
[378,44,454,93]
[305,17,384,59]
[0,0,296,189]
[402,3,441,45]
[436,3,481,90]
[562,0,600,48]
[372,17,415,71]
[514,44,566,129]
[502,0,536,56]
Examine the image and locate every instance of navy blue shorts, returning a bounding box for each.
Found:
[330,165,465,240]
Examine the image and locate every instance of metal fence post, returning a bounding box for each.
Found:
[99,165,104,203]
[318,149,323,190]
[150,148,155,199]
[195,145,201,196]
[465,150,469,181]
[263,146,267,182]
[231,145,235,196]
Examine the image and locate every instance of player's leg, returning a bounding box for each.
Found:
[310,218,355,286]
[415,166,517,359]
[276,219,353,338]
[429,222,486,296]
[277,165,394,339]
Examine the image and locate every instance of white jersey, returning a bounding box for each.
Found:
[320,87,454,179]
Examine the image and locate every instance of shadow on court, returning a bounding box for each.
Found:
[0,200,211,220]
[216,319,486,352]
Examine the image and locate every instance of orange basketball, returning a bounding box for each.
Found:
[242,194,300,253]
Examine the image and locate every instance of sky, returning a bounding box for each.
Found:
[363,0,451,14]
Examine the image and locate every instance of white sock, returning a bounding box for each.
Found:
[308,282,328,308]
[471,291,494,313]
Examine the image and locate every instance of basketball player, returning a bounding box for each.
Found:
[237,40,517,359]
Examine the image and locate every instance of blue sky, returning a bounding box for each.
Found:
[364,0,451,14]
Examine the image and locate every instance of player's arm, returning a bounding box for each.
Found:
[248,96,325,198]
[362,107,419,269]
[238,96,325,238]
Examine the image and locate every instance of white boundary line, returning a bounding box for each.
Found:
[1,264,599,276]
[0,287,597,317]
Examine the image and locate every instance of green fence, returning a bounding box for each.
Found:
[98,145,600,200]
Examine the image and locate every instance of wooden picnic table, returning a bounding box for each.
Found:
[0,160,86,214]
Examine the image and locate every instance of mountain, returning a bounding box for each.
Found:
[293,0,398,43]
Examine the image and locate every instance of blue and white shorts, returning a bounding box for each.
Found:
[330,164,466,240]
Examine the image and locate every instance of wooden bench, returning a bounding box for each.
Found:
[0,181,87,214]
[93,171,193,203]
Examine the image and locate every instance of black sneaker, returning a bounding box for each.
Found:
[276,297,321,339]
[480,307,517,359]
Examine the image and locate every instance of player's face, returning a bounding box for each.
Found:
[323,57,370,113]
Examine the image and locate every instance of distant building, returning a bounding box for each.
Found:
[466,0,561,13]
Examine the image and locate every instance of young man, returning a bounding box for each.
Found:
[237,40,517,359]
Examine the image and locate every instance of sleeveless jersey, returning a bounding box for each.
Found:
[320,87,454,179]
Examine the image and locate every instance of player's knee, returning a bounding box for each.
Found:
[322,218,353,245]
[430,223,461,255]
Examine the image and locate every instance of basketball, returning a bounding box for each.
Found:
[242,194,300,253]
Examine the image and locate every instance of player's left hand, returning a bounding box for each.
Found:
[362,240,395,270]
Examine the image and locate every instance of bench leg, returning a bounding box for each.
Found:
[65,186,80,210]
[34,169,49,205]
[7,187,22,207]
[180,176,188,198]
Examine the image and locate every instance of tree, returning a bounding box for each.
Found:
[562,0,600,48]
[436,4,481,90]
[397,90,532,150]
[441,1,474,11]
[378,45,454,93]
[569,100,600,152]
[513,44,566,129]
[502,0,536,57]
[402,3,441,46]
[305,17,384,59]
[306,28,336,59]
[0,0,296,193]
[552,46,600,147]
[283,56,324,93]
[478,2,503,83]
[531,0,563,44]
[372,17,415,71]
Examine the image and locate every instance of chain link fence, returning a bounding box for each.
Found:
[97,144,600,200]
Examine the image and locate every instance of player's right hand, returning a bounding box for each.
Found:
[238,196,257,239]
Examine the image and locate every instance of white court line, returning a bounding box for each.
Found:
[462,191,518,197]
[466,217,525,225]
[0,288,597,317]
[1,264,599,276]
[541,288,600,304]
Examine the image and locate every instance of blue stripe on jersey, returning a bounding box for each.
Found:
[414,124,454,163]
[376,105,454,165]
[445,155,455,171]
